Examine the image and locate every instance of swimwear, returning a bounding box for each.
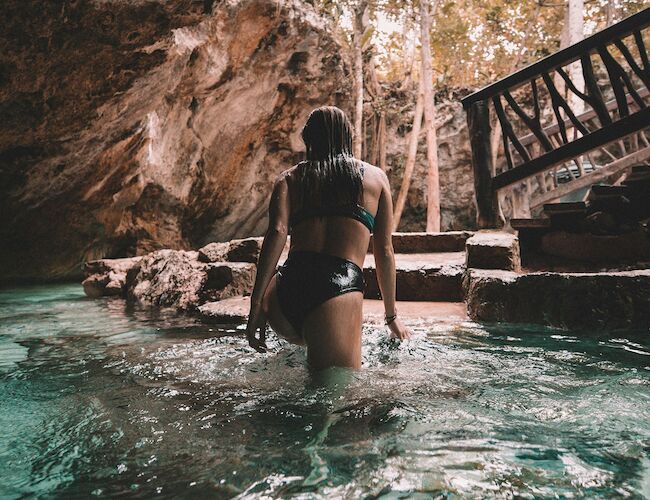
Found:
[289,203,375,233]
[288,164,375,233]
[276,251,365,335]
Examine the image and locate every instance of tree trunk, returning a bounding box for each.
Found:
[352,1,368,158]
[419,0,441,232]
[606,0,616,26]
[567,0,585,114]
[393,80,424,230]
[399,9,416,91]
[468,100,503,228]
[489,3,540,173]
[367,50,384,166]
[553,3,571,98]
[378,112,387,171]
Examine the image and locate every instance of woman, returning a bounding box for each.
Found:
[245,106,410,370]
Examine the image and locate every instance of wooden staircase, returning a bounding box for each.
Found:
[511,165,650,266]
[461,8,650,233]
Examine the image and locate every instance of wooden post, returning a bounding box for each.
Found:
[467,100,503,228]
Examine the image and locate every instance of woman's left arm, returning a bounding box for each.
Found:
[245,174,290,352]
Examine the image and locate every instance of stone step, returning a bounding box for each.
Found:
[369,231,473,254]
[362,252,465,301]
[198,296,468,325]
[464,268,650,330]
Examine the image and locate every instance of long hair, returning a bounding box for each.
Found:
[295,106,363,209]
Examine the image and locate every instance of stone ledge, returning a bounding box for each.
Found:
[364,265,465,301]
[197,296,469,325]
[464,268,650,330]
[465,231,521,272]
[84,249,255,310]
[369,231,473,254]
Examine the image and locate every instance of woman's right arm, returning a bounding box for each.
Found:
[373,171,411,340]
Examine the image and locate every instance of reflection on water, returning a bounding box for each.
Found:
[0,283,649,498]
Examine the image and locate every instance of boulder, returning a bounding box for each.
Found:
[226,237,263,263]
[464,268,650,330]
[197,242,231,263]
[81,256,142,297]
[465,231,521,272]
[124,249,256,310]
[198,237,263,263]
[127,250,206,310]
[203,262,256,301]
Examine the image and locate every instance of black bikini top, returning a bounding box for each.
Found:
[288,162,375,233]
[289,202,375,233]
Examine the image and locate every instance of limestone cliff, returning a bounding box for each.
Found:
[0,0,351,280]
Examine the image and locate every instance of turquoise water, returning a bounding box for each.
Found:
[1,284,649,498]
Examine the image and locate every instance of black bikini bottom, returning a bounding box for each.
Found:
[276,251,365,335]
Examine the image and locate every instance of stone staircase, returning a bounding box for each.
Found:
[362,231,470,302]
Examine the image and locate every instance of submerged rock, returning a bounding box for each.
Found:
[464,268,650,329]
[82,257,143,298]
[198,296,251,323]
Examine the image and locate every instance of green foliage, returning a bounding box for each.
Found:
[317,0,648,90]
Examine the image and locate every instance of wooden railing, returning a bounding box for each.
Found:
[461,8,650,228]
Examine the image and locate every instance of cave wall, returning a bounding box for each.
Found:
[0,0,352,281]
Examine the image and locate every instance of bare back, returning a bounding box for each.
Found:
[284,160,385,269]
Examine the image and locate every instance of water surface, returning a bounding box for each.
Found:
[1,284,649,498]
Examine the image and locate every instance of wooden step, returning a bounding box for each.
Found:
[511,218,552,229]
[588,184,629,199]
[623,165,650,187]
[543,202,587,232]
[543,201,587,214]
[631,165,650,175]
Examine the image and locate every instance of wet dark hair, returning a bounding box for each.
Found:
[295,106,363,209]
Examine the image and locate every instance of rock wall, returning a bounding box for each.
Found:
[0,0,351,281]
[383,89,477,232]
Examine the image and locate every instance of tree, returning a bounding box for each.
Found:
[419,0,441,232]
[352,1,370,157]
[393,79,424,229]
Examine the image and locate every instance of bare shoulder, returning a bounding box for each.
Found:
[274,164,300,186]
[359,161,389,189]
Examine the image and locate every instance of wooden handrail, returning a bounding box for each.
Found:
[518,86,650,147]
[461,8,650,109]
[493,107,650,189]
[463,8,650,229]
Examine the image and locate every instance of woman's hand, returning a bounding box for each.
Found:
[387,317,411,340]
[246,309,268,353]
